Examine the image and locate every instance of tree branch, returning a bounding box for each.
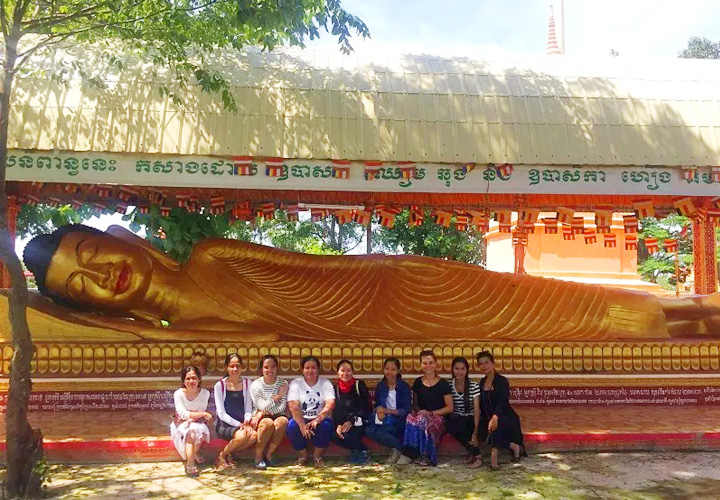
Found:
[22,3,108,31]
[14,32,75,71]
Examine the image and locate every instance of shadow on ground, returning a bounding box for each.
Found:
[35,452,720,500]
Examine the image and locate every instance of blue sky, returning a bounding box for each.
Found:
[309,0,720,59]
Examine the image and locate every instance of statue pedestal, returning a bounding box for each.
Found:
[2,374,720,462]
[3,339,719,378]
[3,339,720,461]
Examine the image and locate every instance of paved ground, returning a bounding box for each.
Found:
[37,451,720,499]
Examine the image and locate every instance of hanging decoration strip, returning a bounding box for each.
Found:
[644,237,659,254]
[663,238,679,252]
[633,200,655,219]
[7,150,720,196]
[625,234,638,250]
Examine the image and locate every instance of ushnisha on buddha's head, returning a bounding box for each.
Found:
[23,224,157,311]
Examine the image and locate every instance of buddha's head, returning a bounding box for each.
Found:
[24,225,156,311]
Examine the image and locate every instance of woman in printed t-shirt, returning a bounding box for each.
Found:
[286,355,336,467]
[171,366,212,477]
[397,350,453,466]
[447,356,482,468]
[249,354,289,469]
[364,357,413,464]
[213,353,257,471]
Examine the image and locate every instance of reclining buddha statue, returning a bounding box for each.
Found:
[14,224,720,343]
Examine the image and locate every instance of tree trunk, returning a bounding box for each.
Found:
[366,223,371,254]
[1,33,43,498]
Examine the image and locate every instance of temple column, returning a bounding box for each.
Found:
[692,216,717,294]
[1,198,19,288]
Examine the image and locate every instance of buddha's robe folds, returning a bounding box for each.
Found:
[185,239,670,341]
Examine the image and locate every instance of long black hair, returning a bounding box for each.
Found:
[451,356,471,413]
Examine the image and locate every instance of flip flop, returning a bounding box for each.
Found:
[296,457,308,467]
[185,465,199,477]
[467,456,483,469]
[313,457,326,468]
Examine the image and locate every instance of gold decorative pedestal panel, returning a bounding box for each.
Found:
[2,340,720,378]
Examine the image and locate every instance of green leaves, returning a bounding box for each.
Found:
[373,209,485,265]
[679,36,720,59]
[8,0,368,110]
[638,215,692,288]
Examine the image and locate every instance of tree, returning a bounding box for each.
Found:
[17,204,95,239]
[0,2,368,496]
[265,211,363,254]
[638,215,692,290]
[128,206,253,262]
[679,36,720,59]
[373,209,485,265]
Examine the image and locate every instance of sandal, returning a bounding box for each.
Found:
[296,457,308,467]
[313,457,326,468]
[215,455,230,472]
[225,455,236,468]
[467,456,483,469]
[489,463,500,471]
[511,445,528,463]
[415,458,432,467]
[185,464,199,477]
[194,454,206,465]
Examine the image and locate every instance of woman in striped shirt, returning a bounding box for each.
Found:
[447,357,482,468]
[249,355,289,469]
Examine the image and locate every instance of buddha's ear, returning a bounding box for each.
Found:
[106,225,181,271]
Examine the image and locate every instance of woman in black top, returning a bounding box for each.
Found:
[477,350,526,469]
[398,350,453,466]
[330,359,372,464]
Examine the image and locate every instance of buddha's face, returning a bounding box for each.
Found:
[44,231,153,310]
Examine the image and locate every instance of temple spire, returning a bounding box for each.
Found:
[546,5,562,55]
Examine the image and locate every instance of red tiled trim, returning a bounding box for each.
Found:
[2,433,720,455]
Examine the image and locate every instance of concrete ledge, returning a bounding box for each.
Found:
[4,431,720,464]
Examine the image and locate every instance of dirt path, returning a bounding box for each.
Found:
[40,452,720,499]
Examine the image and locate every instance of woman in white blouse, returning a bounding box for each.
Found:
[249,354,289,469]
[213,353,257,470]
[171,366,213,477]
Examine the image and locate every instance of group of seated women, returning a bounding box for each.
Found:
[171,350,525,477]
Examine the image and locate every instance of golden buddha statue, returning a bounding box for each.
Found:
[12,224,720,343]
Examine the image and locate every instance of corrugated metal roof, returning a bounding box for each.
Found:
[10,48,720,166]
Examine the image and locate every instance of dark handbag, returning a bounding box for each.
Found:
[485,431,494,446]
